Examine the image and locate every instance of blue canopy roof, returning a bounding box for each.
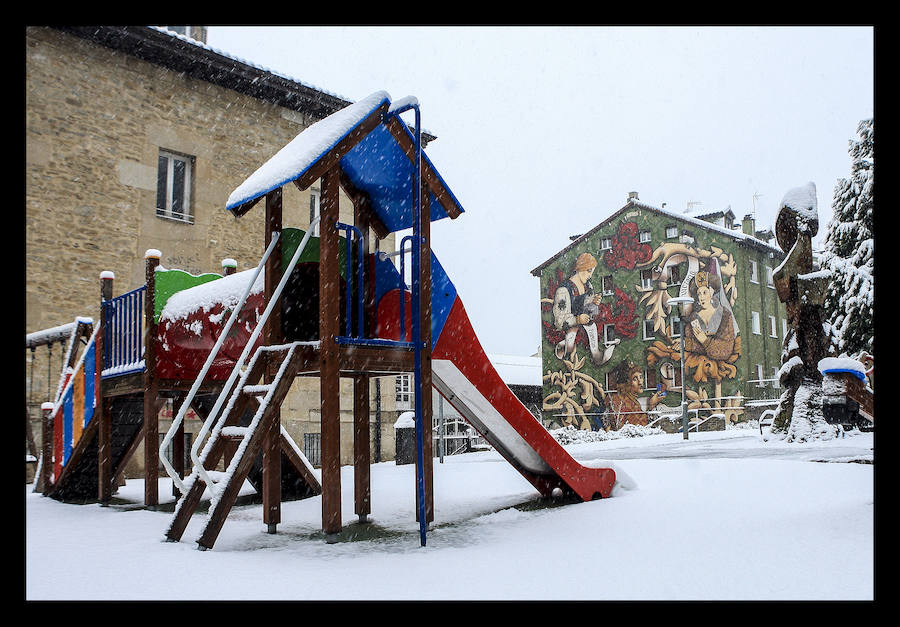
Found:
[225,91,464,233]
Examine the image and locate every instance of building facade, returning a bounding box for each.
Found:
[25,26,424,471]
[531,194,787,431]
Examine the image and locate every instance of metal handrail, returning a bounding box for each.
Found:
[159,232,281,494]
[188,217,320,500]
[335,221,365,339]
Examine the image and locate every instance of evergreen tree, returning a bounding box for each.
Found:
[821,118,874,358]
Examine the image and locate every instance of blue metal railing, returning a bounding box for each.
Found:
[101,286,145,377]
[387,96,427,547]
[336,222,365,339]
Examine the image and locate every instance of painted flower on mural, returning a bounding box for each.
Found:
[604,221,653,271]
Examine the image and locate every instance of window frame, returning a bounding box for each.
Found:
[751,311,761,335]
[601,275,614,296]
[749,259,759,284]
[603,323,616,345]
[156,149,194,224]
[395,374,412,409]
[665,225,678,239]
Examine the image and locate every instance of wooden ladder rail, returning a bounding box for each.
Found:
[196,343,307,550]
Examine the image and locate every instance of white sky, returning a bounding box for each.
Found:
[204,26,874,356]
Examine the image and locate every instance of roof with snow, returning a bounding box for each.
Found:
[225,91,464,235]
[487,353,542,387]
[531,198,783,276]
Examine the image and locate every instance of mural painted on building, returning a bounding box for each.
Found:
[541,220,747,431]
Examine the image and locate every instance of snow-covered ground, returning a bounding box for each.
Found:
[25,425,873,601]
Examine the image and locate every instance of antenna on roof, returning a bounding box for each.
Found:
[752,192,762,219]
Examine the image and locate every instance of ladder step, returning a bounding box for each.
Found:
[242,384,272,396]
[219,426,250,440]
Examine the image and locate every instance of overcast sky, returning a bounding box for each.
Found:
[204,26,874,357]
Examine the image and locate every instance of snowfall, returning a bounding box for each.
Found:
[25,423,874,601]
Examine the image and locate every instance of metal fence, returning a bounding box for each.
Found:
[101,286,146,377]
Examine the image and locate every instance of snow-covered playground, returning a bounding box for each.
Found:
[25,424,873,601]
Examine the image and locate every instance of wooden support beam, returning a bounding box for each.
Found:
[97,272,113,503]
[384,116,463,220]
[171,395,185,498]
[143,251,161,507]
[319,167,342,537]
[263,188,284,532]
[418,190,434,524]
[353,375,371,521]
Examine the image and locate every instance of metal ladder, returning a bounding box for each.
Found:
[161,217,320,548]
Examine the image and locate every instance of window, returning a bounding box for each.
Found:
[156,150,194,223]
[666,225,678,239]
[670,315,682,338]
[771,366,780,388]
[643,319,655,340]
[768,315,777,337]
[601,275,614,295]
[603,324,616,345]
[667,264,682,285]
[755,364,765,386]
[643,367,658,391]
[605,371,615,393]
[765,265,774,288]
[782,318,788,338]
[751,311,761,335]
[600,237,612,250]
[395,374,412,409]
[640,269,654,290]
[309,188,321,236]
[303,433,321,467]
[639,230,652,243]
[749,260,759,283]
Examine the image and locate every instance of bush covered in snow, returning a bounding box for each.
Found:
[549,423,663,445]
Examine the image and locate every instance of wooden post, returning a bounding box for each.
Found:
[222,258,237,276]
[98,270,114,504]
[171,395,185,498]
[143,249,161,507]
[263,189,283,533]
[417,190,435,523]
[40,402,54,495]
[319,169,342,538]
[353,199,372,522]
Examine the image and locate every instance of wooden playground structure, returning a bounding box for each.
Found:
[31,92,621,551]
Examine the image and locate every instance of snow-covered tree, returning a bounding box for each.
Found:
[821,118,874,359]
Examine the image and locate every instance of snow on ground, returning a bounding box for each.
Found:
[25,426,873,601]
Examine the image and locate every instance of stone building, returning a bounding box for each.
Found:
[25,25,430,472]
[531,193,787,432]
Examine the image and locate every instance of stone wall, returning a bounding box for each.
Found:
[25,27,401,473]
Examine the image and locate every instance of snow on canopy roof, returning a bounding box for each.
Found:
[226,91,464,234]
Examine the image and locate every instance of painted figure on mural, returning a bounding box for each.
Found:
[607,361,664,430]
[551,252,618,365]
[681,259,739,362]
